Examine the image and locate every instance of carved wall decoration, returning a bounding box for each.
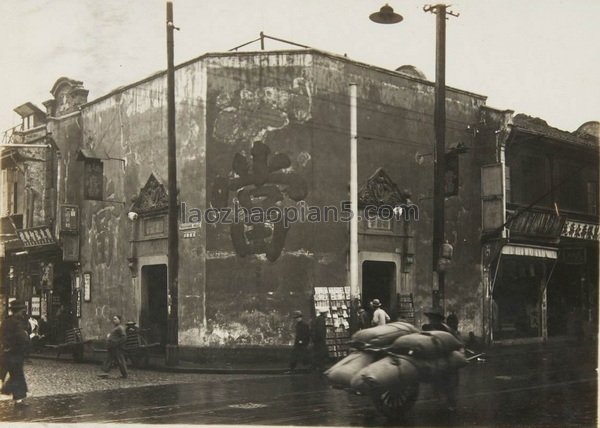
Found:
[130,173,169,214]
[358,168,410,208]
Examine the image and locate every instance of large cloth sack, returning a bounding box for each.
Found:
[389,331,462,359]
[350,355,419,395]
[324,351,379,388]
[350,322,419,349]
[411,350,468,382]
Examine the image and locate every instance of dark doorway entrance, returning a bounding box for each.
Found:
[50,264,75,344]
[141,264,168,346]
[362,261,396,315]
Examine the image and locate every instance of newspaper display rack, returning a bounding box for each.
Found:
[313,286,352,358]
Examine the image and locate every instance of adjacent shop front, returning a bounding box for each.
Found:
[3,225,80,344]
[487,211,598,343]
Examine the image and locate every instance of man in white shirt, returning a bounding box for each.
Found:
[371,299,390,326]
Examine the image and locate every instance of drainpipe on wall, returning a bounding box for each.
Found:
[349,83,359,299]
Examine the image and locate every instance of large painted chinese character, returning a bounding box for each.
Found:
[212,141,307,261]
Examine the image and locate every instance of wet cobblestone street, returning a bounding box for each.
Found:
[0,357,267,400]
[0,343,596,426]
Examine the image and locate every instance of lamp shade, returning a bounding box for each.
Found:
[370,4,403,24]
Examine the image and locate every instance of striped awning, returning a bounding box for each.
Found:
[501,244,557,259]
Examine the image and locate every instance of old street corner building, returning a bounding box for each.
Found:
[1,49,598,358]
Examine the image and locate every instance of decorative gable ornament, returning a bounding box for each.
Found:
[130,173,169,214]
[358,168,410,208]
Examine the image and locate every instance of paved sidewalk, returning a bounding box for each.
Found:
[28,347,303,375]
[0,357,278,402]
[28,337,595,374]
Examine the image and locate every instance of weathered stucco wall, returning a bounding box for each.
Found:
[78,49,489,344]
[310,54,486,333]
[79,62,206,342]
[203,51,488,343]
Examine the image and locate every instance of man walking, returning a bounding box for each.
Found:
[289,310,310,372]
[99,315,128,379]
[0,300,31,407]
[371,299,390,326]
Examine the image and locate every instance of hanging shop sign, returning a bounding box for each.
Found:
[561,220,599,241]
[60,205,80,232]
[16,226,56,247]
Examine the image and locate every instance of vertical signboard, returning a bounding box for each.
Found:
[83,272,91,302]
[31,296,41,316]
[481,163,505,232]
[41,293,48,319]
[61,205,80,232]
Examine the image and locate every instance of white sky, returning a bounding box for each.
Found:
[0,0,598,134]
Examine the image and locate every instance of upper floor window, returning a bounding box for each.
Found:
[520,155,549,207]
[557,160,585,213]
[367,216,392,231]
[1,168,24,217]
[84,159,104,201]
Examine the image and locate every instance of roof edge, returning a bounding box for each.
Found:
[82,48,488,108]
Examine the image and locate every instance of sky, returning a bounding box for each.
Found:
[0,0,598,135]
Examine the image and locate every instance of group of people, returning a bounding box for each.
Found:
[0,299,130,408]
[357,298,391,329]
[289,309,330,372]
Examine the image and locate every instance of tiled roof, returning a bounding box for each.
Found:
[510,114,599,149]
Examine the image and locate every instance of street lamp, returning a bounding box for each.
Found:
[370,3,457,312]
[369,4,403,24]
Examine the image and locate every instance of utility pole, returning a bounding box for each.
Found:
[349,84,359,299]
[424,4,458,311]
[166,1,179,366]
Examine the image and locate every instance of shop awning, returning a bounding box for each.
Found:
[501,244,557,259]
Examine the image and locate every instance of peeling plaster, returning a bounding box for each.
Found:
[212,74,313,148]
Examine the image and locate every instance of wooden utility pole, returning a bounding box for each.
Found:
[424,4,458,311]
[166,1,179,365]
[349,83,359,298]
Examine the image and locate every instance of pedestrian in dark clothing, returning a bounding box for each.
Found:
[422,307,462,412]
[311,309,329,372]
[357,308,371,330]
[446,311,459,335]
[289,310,311,371]
[0,300,31,407]
[98,315,128,378]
